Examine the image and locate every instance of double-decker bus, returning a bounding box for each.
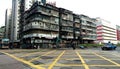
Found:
[0,38,9,49]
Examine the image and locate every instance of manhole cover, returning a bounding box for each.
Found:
[32,61,44,65]
[41,56,53,59]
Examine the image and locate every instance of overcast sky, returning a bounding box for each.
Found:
[0,0,120,27]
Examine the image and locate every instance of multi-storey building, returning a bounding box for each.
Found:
[5,9,12,39]
[11,0,39,42]
[96,18,117,44]
[116,25,120,43]
[11,0,97,48]
[73,14,81,43]
[11,0,19,42]
[59,8,74,40]
[80,15,96,43]
[19,1,97,48]
[0,26,5,39]
[21,1,59,48]
[11,0,41,48]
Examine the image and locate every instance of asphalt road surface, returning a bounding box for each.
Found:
[0,47,120,69]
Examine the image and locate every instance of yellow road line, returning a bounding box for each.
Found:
[37,64,83,66]
[89,65,118,66]
[2,52,45,69]
[48,50,65,69]
[29,50,56,62]
[76,51,89,69]
[93,53,120,66]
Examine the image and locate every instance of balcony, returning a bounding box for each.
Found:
[62,36,73,39]
[23,22,59,31]
[23,33,58,39]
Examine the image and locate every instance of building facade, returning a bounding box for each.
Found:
[11,0,97,48]
[21,1,59,48]
[59,8,74,40]
[19,1,97,48]
[5,9,12,39]
[80,15,97,43]
[116,25,120,43]
[11,0,20,42]
[73,14,81,42]
[11,0,39,42]
[0,26,5,39]
[96,18,117,44]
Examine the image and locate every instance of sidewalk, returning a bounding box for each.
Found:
[0,52,32,69]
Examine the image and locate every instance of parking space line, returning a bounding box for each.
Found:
[2,52,45,69]
[93,53,120,66]
[76,51,89,69]
[38,64,83,66]
[48,50,65,69]
[89,65,118,66]
[29,50,56,62]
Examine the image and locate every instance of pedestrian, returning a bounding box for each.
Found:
[71,41,76,50]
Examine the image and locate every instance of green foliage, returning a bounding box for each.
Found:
[116,43,120,46]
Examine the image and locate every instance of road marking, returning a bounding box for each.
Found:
[93,53,120,66]
[89,65,119,66]
[29,50,56,62]
[37,64,83,66]
[76,51,89,69]
[48,50,65,69]
[2,52,45,69]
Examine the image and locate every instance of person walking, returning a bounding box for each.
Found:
[71,41,76,50]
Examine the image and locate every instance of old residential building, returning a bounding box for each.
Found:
[73,14,81,43]
[59,8,74,41]
[22,1,59,48]
[80,15,97,43]
[15,0,97,48]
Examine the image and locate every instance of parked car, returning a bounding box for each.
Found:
[101,43,117,50]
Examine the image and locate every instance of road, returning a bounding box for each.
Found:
[0,47,120,69]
